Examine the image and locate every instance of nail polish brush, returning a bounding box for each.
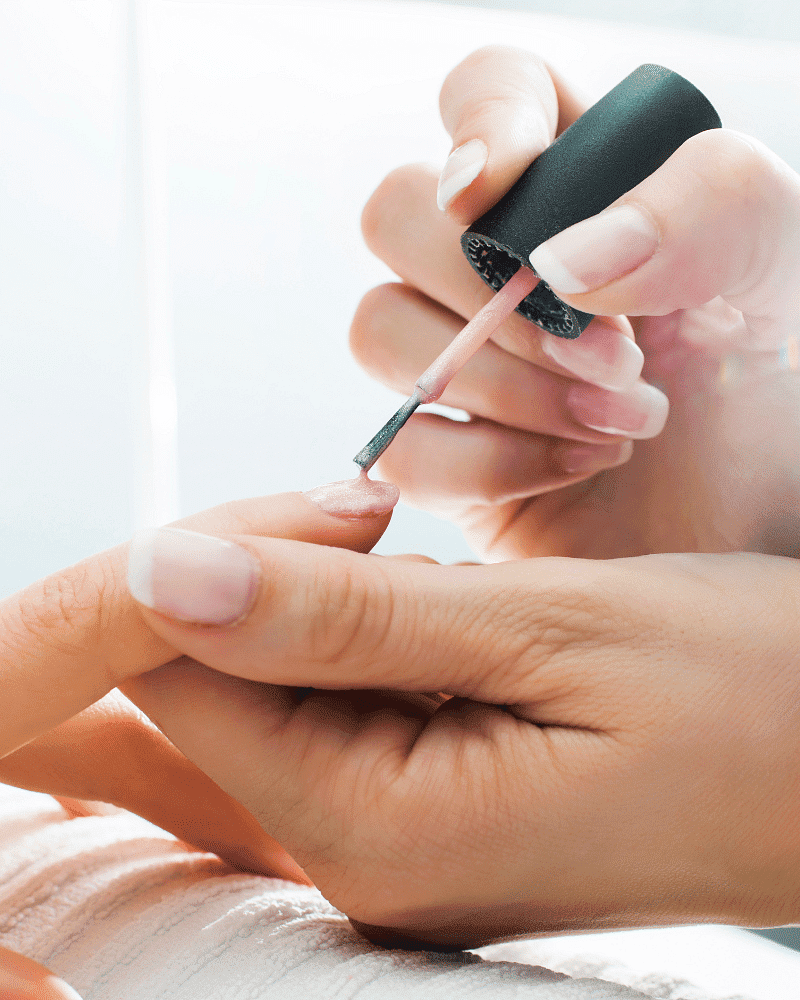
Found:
[352,63,721,474]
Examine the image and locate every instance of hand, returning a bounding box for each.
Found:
[0,493,396,1000]
[351,46,800,561]
[0,492,391,878]
[0,493,394,994]
[122,520,800,949]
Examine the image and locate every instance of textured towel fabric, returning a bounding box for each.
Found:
[0,783,749,1000]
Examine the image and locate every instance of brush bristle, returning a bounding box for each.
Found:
[353,392,421,472]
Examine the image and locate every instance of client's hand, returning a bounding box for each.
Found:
[0,492,389,881]
[123,524,800,949]
[0,491,397,996]
[352,46,800,561]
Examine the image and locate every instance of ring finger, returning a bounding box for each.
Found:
[351,282,669,443]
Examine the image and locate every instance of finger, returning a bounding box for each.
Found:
[362,163,643,390]
[0,492,392,759]
[374,412,634,512]
[0,689,310,883]
[351,282,667,442]
[528,129,800,349]
[0,946,83,999]
[125,522,628,699]
[435,46,592,223]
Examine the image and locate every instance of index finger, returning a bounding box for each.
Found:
[0,493,392,758]
[437,46,593,224]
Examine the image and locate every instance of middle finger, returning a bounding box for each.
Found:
[351,282,666,443]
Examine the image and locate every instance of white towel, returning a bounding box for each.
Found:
[0,783,750,1000]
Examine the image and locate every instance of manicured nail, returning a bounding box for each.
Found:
[560,439,633,474]
[540,321,644,390]
[127,527,259,625]
[530,204,659,293]
[436,139,488,211]
[566,381,669,438]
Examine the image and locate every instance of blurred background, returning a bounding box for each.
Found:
[2,0,800,958]
[437,0,800,42]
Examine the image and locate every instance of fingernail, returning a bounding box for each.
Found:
[566,381,669,438]
[540,322,644,390]
[0,966,83,1000]
[530,204,659,293]
[127,527,260,626]
[560,439,633,474]
[436,139,488,211]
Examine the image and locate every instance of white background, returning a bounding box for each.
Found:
[3,1,800,990]
[2,0,800,595]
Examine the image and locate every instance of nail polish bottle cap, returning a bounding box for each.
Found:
[461,64,721,338]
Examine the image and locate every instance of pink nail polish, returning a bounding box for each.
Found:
[566,381,669,438]
[541,323,643,390]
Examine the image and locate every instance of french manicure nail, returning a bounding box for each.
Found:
[540,322,644,390]
[127,527,259,625]
[560,439,633,474]
[529,204,659,293]
[436,139,488,211]
[566,381,669,438]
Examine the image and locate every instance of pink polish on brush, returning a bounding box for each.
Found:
[318,67,721,518]
[305,268,537,520]
[352,266,539,473]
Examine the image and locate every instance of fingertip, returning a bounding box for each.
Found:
[300,479,399,527]
[436,138,489,216]
[436,46,562,224]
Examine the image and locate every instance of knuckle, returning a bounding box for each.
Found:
[361,164,435,255]
[306,554,394,674]
[440,45,557,140]
[674,129,800,296]
[679,129,769,200]
[11,553,121,676]
[485,567,622,684]
[348,282,402,363]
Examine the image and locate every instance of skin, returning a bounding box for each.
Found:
[0,495,390,994]
[119,46,800,949]
[350,45,800,562]
[4,42,800,988]
[122,532,800,949]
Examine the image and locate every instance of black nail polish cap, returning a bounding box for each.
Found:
[460,64,722,338]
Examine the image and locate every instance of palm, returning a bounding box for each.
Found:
[459,303,800,561]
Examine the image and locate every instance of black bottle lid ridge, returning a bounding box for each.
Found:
[460,63,722,338]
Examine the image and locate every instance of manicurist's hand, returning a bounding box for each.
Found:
[352,46,800,561]
[123,523,800,950]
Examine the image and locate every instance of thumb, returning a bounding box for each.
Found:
[0,946,83,999]
[126,528,571,697]
[0,490,392,759]
[528,129,800,350]
[435,45,591,223]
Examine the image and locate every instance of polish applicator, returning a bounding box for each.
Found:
[353,63,721,473]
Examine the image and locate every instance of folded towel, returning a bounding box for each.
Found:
[0,783,750,1000]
